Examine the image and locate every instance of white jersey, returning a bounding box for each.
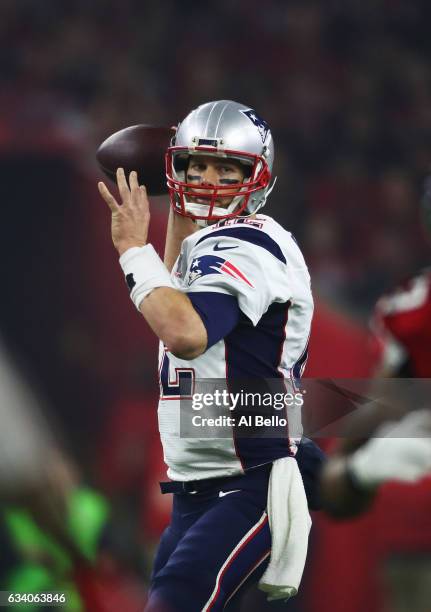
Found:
[158,214,313,481]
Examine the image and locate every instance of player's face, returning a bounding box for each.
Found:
[186,155,246,208]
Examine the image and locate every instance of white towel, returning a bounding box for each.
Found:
[258,456,312,601]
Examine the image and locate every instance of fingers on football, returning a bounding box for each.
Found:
[129,170,142,206]
[129,170,139,192]
[139,183,150,213]
[116,167,130,202]
[98,182,119,212]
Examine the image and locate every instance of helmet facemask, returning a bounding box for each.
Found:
[166,145,271,223]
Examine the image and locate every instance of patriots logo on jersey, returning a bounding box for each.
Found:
[240,109,269,143]
[188,255,254,287]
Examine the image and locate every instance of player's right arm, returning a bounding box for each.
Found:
[98,169,207,359]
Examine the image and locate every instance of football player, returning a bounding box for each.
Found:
[317,176,431,612]
[372,175,431,379]
[98,100,320,611]
[320,174,431,515]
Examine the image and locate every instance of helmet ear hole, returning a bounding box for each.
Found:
[241,163,253,179]
[173,155,188,173]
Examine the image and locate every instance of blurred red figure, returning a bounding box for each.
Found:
[373,269,431,378]
[305,183,431,612]
[367,267,431,612]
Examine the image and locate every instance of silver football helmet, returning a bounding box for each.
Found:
[166,100,275,223]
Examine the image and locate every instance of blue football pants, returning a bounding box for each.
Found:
[146,465,272,612]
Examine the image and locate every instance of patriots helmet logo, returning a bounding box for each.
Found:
[240,109,270,143]
[188,255,254,287]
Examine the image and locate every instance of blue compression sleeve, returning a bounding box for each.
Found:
[187,291,240,349]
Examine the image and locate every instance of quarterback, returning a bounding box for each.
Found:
[98,101,318,611]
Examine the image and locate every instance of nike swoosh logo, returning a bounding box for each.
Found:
[213,242,239,252]
[219,489,241,497]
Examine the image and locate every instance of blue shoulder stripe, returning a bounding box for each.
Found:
[195,227,286,264]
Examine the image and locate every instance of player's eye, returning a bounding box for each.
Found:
[191,163,206,172]
[219,165,237,174]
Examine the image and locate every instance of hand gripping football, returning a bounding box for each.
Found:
[96,124,174,195]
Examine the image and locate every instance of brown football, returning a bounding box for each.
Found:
[96,124,175,195]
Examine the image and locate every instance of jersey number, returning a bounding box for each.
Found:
[159,351,195,399]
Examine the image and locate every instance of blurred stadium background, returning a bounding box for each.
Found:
[1,1,430,610]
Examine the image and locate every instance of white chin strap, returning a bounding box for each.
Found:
[184,199,240,227]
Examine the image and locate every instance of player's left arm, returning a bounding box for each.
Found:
[98,168,207,359]
[164,207,198,272]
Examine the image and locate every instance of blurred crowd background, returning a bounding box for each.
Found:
[1,1,430,611]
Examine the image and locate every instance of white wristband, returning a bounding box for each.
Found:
[119,244,174,310]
